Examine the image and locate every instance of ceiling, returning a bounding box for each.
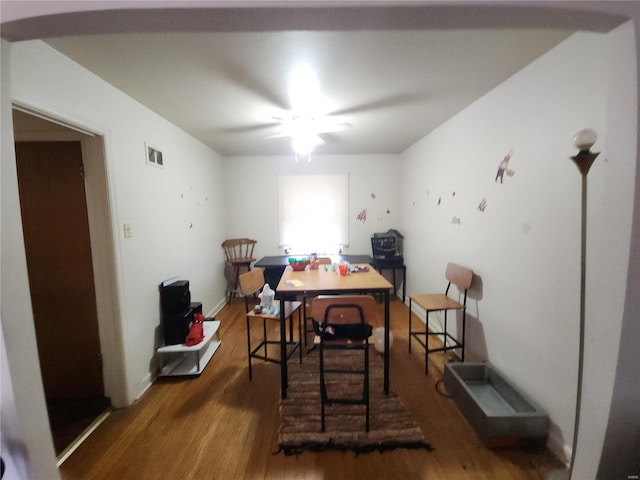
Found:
[3,2,633,157]
[44,28,574,156]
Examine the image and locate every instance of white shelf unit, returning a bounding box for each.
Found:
[157,320,221,376]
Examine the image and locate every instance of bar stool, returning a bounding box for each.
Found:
[222,238,256,303]
[239,268,302,380]
[408,262,474,374]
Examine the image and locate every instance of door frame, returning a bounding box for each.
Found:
[12,100,128,408]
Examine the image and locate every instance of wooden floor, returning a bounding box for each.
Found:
[60,297,562,480]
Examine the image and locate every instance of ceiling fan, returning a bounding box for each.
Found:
[218,62,422,157]
[267,114,352,156]
[265,65,353,158]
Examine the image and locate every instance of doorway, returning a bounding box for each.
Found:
[15,139,111,456]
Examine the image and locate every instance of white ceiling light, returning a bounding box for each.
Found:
[290,116,323,158]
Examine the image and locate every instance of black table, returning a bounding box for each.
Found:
[372,262,406,302]
[254,255,374,289]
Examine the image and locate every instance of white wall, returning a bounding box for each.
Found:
[6,40,228,407]
[1,39,60,480]
[577,20,638,478]
[1,15,637,480]
[223,154,402,259]
[401,27,636,465]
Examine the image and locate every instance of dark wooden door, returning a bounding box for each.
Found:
[15,141,104,399]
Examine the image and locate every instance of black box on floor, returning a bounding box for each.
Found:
[190,302,202,315]
[162,308,193,345]
[160,280,191,314]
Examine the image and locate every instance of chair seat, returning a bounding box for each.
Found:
[246,300,302,320]
[410,293,464,312]
[229,258,254,265]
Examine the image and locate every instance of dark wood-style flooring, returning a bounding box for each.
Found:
[60,297,563,479]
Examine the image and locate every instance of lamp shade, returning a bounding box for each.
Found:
[573,129,598,152]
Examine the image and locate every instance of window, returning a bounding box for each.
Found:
[277,174,349,254]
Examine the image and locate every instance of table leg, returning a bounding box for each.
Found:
[392,269,397,296]
[384,290,390,394]
[402,266,406,303]
[280,300,287,399]
[408,297,412,353]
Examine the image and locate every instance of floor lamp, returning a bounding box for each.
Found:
[549,129,599,480]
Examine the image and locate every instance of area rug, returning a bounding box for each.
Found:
[278,349,433,455]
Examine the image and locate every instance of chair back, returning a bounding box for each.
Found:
[312,295,377,326]
[222,238,257,263]
[239,268,265,297]
[317,257,332,265]
[445,263,474,291]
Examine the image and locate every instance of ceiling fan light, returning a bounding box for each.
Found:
[292,134,315,155]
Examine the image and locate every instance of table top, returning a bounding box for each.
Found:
[276,264,393,295]
[255,254,373,268]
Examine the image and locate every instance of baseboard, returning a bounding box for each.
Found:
[208,297,227,319]
[133,372,153,401]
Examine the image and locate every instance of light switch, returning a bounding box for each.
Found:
[123,223,132,238]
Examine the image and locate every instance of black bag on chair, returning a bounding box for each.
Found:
[312,319,373,341]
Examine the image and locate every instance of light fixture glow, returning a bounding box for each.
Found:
[292,133,315,156]
[290,116,320,157]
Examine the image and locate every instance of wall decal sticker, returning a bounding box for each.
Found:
[437,197,442,206]
[356,208,367,223]
[386,209,390,214]
[452,216,461,225]
[495,149,514,184]
[371,192,376,199]
[478,198,487,212]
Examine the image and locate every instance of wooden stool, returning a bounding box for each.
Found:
[222,238,256,303]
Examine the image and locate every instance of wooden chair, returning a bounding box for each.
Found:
[302,257,333,348]
[312,295,376,432]
[408,262,474,374]
[222,238,256,303]
[239,268,302,380]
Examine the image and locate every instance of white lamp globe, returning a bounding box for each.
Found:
[573,129,598,152]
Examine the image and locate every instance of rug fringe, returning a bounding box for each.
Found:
[278,440,434,456]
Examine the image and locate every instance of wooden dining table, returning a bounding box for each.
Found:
[276,263,393,399]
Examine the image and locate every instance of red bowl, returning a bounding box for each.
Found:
[289,261,309,271]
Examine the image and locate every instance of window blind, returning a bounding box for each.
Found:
[277,174,349,252]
